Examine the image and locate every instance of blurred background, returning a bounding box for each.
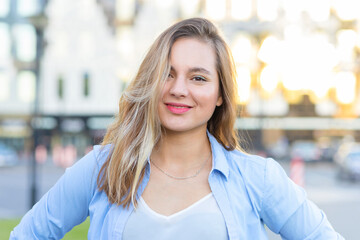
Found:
[1,0,360,239]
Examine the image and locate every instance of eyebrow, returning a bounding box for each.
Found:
[170,66,212,75]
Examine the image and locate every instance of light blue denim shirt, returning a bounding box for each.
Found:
[10,134,343,239]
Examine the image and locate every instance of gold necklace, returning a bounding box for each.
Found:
[150,153,211,180]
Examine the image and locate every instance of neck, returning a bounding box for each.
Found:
[152,128,211,169]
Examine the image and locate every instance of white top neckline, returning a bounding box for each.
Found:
[123,192,228,240]
[139,193,213,220]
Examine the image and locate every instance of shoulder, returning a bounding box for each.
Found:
[226,148,296,197]
[227,149,266,167]
[226,148,302,195]
[92,144,113,167]
[209,133,290,195]
[227,149,306,231]
[63,144,113,183]
[225,149,270,181]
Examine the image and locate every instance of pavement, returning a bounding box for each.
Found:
[1,160,359,239]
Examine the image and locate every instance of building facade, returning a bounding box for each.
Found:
[2,0,360,164]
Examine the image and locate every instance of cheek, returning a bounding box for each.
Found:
[208,87,222,104]
[197,91,221,112]
[158,86,167,104]
[159,82,170,98]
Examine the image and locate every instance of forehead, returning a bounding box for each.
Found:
[170,38,217,73]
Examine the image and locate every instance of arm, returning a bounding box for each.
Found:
[260,159,344,240]
[10,149,101,239]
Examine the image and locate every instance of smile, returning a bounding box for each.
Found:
[165,103,192,114]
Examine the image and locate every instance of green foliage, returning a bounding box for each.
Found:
[0,218,90,239]
[0,219,20,239]
[63,218,90,240]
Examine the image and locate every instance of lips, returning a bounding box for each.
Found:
[165,102,192,114]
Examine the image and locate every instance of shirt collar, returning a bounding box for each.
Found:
[207,131,230,180]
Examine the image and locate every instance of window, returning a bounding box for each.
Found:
[0,71,9,101]
[0,23,11,61]
[0,0,9,17]
[17,0,39,17]
[83,72,90,97]
[57,75,64,99]
[12,24,36,62]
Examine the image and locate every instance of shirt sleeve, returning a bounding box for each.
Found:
[10,148,101,240]
[260,159,344,239]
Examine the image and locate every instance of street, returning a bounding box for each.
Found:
[1,160,359,239]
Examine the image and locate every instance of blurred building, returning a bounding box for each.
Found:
[112,0,360,152]
[2,0,360,162]
[0,0,44,154]
[38,0,121,155]
[0,0,121,159]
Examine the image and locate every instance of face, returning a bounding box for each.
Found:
[158,37,223,134]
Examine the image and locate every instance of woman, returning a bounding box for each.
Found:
[11,18,343,239]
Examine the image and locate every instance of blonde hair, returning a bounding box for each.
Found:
[97,18,240,208]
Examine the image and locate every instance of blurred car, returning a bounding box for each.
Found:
[337,150,360,181]
[333,142,360,165]
[0,143,18,167]
[318,146,337,162]
[316,137,339,162]
[290,141,322,162]
[266,137,289,161]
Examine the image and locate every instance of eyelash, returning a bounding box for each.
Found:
[192,76,206,82]
[167,73,206,82]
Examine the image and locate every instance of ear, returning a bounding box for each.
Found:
[216,95,223,106]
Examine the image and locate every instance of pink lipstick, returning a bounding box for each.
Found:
[166,103,192,114]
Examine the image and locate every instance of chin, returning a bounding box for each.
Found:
[162,124,207,134]
[162,126,190,133]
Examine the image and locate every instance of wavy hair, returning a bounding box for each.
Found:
[97,18,240,208]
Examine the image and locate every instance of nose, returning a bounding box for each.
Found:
[168,76,188,98]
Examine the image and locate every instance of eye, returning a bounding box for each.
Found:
[192,76,206,82]
[168,73,174,78]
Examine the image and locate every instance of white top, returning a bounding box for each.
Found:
[123,193,228,240]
